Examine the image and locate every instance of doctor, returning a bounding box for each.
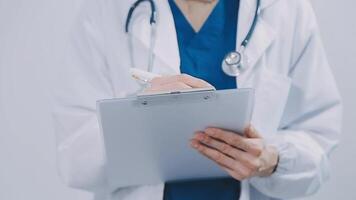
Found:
[51,0,342,200]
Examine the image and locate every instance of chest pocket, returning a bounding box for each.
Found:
[251,68,292,137]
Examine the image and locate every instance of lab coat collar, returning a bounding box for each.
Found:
[153,1,181,73]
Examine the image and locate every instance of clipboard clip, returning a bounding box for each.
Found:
[137,87,215,98]
[136,88,216,106]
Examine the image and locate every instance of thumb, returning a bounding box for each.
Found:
[245,125,261,138]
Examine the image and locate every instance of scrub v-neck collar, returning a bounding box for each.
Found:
[168,0,226,47]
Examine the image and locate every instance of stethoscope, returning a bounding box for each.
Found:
[125,0,260,77]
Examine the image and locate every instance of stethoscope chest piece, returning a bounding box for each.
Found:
[221,0,260,77]
[222,51,246,77]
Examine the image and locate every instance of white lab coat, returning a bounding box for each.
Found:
[50,0,342,199]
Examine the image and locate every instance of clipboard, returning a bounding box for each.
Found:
[97,88,254,190]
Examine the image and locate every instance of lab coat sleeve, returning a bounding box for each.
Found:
[50,0,113,193]
[249,1,342,199]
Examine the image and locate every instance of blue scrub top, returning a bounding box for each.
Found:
[169,0,238,90]
[165,0,241,200]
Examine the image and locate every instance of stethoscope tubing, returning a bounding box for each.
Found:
[241,0,260,48]
[125,0,157,33]
[125,0,260,75]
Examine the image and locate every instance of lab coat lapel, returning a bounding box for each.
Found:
[130,1,180,74]
[153,2,181,73]
[236,0,277,86]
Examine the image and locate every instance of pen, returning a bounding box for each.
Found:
[130,68,161,84]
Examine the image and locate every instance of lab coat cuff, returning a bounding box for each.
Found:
[265,134,297,174]
[248,135,297,196]
[249,130,330,198]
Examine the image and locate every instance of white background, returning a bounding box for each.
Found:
[0,0,355,199]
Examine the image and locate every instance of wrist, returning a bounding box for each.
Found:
[259,145,279,177]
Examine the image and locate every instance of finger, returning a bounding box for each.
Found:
[245,125,261,139]
[205,128,264,156]
[243,139,264,157]
[191,139,254,180]
[151,74,214,89]
[150,76,176,86]
[190,139,238,170]
[217,161,253,181]
[179,74,214,88]
[144,82,192,92]
[194,132,261,171]
[219,164,245,181]
[204,128,249,151]
[194,132,236,158]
